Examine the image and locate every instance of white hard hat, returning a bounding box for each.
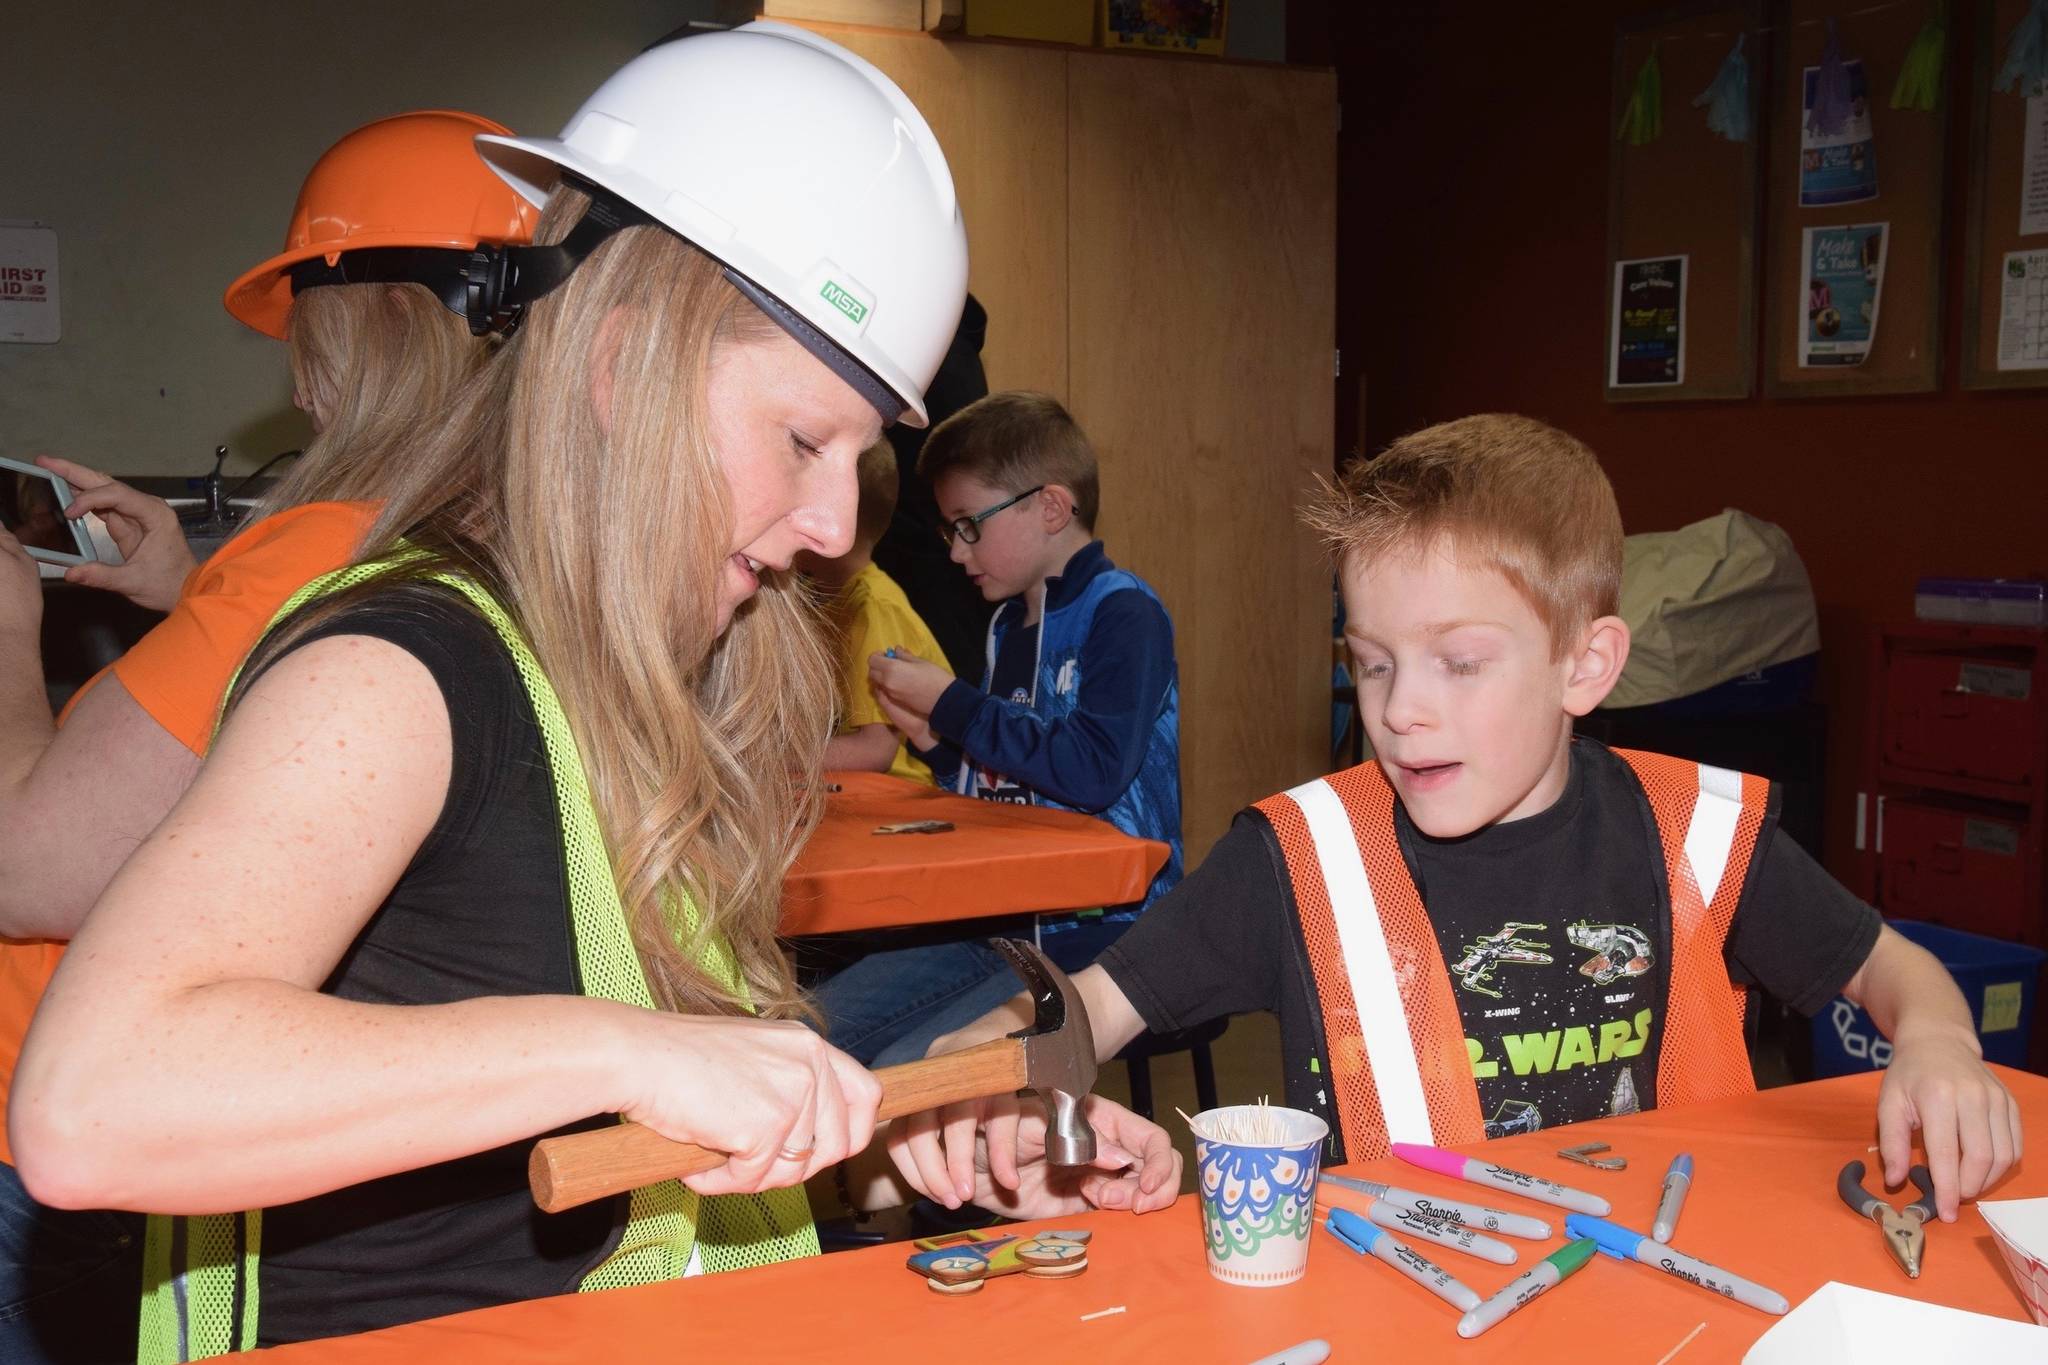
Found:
[476,21,968,426]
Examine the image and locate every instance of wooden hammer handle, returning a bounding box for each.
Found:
[529,1037,1031,1213]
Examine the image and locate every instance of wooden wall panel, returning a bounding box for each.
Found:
[821,29,1070,396]
[1066,54,1337,859]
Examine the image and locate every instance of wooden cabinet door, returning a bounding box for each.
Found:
[1066,52,1337,856]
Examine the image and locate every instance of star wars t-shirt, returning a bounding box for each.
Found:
[1399,747,1665,1137]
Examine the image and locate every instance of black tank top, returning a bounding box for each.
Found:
[243,584,624,1346]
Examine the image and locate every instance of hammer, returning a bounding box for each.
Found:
[528,937,1097,1213]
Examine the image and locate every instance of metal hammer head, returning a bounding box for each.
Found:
[989,937,1098,1167]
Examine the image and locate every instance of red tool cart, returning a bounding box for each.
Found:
[1865,621,2048,947]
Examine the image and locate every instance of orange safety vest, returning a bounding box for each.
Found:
[1254,747,1768,1161]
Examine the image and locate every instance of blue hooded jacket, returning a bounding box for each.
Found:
[922,541,1183,937]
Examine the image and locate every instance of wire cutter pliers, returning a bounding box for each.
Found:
[1837,1159,1938,1278]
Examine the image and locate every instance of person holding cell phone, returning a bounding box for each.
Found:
[0,108,539,1365]
[10,27,1174,1360]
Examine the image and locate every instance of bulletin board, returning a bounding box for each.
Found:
[1763,0,1948,397]
[1606,3,1765,402]
[1962,0,2048,389]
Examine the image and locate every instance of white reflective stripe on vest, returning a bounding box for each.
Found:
[1285,777,1436,1146]
[1683,764,1745,907]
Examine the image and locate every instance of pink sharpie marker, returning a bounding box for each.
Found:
[1391,1142,1611,1216]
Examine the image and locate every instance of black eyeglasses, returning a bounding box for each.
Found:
[939,485,1044,546]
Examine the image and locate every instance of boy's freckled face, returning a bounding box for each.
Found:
[934,471,1042,603]
[1342,540,1575,839]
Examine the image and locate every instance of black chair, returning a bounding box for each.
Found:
[1116,1017,1228,1121]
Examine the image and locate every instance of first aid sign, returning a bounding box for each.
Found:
[0,225,59,344]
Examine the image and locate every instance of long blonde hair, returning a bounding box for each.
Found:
[258,283,488,520]
[243,185,836,1020]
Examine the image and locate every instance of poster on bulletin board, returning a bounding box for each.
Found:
[1963,0,2048,389]
[1998,249,2048,371]
[1609,255,1688,386]
[0,224,59,344]
[1798,59,1879,206]
[1764,0,1943,397]
[1604,2,1763,403]
[1799,223,1886,367]
[2022,97,2048,236]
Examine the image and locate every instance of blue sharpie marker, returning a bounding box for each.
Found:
[1325,1207,1480,1312]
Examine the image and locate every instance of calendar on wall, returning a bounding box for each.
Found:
[1999,249,2048,372]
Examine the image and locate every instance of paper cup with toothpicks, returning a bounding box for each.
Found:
[1186,1101,1329,1288]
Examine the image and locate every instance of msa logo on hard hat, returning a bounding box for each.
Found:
[819,280,868,326]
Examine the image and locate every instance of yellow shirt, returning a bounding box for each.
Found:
[832,562,951,784]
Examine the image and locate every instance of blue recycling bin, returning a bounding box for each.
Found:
[1811,920,2046,1076]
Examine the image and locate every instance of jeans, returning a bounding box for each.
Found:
[0,1160,142,1365]
[812,919,1131,1067]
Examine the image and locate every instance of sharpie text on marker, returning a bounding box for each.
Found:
[1325,1207,1482,1312]
[1317,1171,1553,1240]
[1565,1213,1789,1316]
[1391,1141,1612,1216]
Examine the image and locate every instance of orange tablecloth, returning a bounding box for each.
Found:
[258,1068,2048,1363]
[778,771,1170,936]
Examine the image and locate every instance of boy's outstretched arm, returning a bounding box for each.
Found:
[1845,925,2022,1219]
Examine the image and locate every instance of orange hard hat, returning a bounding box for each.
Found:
[224,109,541,339]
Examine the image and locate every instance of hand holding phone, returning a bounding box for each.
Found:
[34,457,189,611]
[0,456,97,568]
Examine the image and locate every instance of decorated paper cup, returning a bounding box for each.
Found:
[1191,1105,1330,1288]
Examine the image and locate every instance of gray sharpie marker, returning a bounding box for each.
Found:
[1365,1199,1517,1264]
[1652,1153,1693,1243]
[1318,1171,1553,1240]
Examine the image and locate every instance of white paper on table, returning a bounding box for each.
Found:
[1980,1196,2048,1327]
[1741,1281,2048,1363]
[2022,96,2048,239]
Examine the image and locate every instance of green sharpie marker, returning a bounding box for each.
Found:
[1455,1237,1597,1339]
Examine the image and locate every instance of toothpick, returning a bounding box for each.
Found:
[1079,1305,1126,1322]
[1653,1322,1706,1365]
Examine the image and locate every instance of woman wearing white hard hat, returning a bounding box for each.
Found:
[10,24,1177,1357]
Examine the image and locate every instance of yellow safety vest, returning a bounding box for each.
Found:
[138,560,817,1362]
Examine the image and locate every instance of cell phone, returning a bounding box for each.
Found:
[0,456,96,567]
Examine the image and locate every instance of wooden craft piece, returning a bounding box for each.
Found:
[907,1229,1096,1293]
[1016,1231,1093,1270]
[908,1248,994,1294]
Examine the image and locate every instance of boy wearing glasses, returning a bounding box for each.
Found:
[819,391,1182,1067]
